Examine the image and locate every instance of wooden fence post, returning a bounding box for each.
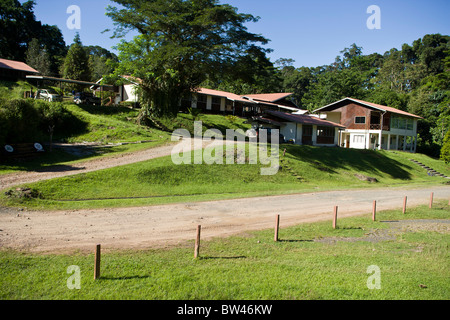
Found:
[333,206,338,229]
[94,244,101,280]
[372,200,377,222]
[194,225,201,259]
[429,192,434,209]
[403,196,407,214]
[274,215,280,242]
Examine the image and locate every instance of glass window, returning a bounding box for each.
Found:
[407,119,414,130]
[355,117,366,124]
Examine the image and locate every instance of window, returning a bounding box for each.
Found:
[355,116,366,124]
[391,115,414,130]
[353,135,365,143]
[316,126,335,144]
[407,119,414,130]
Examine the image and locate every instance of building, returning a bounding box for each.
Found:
[0,58,38,81]
[313,97,423,152]
[251,110,345,147]
[181,88,302,116]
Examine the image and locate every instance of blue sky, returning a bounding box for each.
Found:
[28,0,450,68]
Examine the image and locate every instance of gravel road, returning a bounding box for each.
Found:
[0,185,448,254]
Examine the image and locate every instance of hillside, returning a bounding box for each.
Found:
[2,142,448,210]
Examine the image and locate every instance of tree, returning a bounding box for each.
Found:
[25,38,51,76]
[0,0,40,60]
[62,33,92,89]
[85,45,119,81]
[441,130,450,163]
[0,0,66,73]
[106,0,270,117]
[39,24,67,77]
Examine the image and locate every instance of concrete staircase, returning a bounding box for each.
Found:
[409,159,450,179]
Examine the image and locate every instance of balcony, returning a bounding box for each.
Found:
[369,124,390,131]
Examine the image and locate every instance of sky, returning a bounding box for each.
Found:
[27,0,450,68]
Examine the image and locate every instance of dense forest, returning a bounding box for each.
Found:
[0,0,448,158]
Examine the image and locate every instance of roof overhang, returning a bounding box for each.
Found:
[26,75,115,88]
[313,97,423,119]
[265,110,346,128]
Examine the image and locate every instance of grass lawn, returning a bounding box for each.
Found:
[2,143,449,210]
[0,202,448,300]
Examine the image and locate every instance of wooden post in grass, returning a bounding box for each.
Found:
[403,196,407,214]
[333,206,338,229]
[94,244,101,280]
[372,201,377,222]
[274,215,280,242]
[194,225,201,259]
[429,192,434,209]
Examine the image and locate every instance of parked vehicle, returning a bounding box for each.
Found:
[34,89,62,102]
[73,92,101,105]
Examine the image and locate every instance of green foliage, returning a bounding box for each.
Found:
[62,34,92,88]
[0,0,66,75]
[277,34,449,156]
[25,38,51,76]
[440,130,450,163]
[106,0,270,117]
[0,98,84,144]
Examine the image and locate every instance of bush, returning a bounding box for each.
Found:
[0,98,40,144]
[440,130,450,163]
[0,98,87,145]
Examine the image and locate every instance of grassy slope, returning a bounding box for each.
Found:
[2,143,449,210]
[0,103,173,175]
[0,202,448,300]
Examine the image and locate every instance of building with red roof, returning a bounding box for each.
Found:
[0,58,38,80]
[313,97,423,152]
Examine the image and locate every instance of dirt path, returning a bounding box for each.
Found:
[0,186,448,254]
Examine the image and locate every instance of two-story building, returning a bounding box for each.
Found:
[313,97,423,152]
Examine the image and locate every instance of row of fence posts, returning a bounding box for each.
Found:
[93,192,443,278]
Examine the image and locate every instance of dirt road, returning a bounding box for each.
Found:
[0,186,448,254]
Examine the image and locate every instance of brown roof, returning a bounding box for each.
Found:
[0,58,38,73]
[263,110,346,128]
[196,87,251,103]
[314,97,423,119]
[244,92,293,103]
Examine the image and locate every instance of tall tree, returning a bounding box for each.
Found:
[0,0,66,72]
[106,0,270,117]
[0,0,39,60]
[25,38,51,75]
[62,33,92,88]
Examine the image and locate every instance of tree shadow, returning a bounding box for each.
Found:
[284,145,413,180]
[98,275,151,281]
[199,256,247,260]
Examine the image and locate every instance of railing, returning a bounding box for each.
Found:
[369,124,390,131]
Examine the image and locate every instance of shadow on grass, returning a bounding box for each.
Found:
[284,145,413,180]
[0,145,120,173]
[98,275,151,281]
[278,239,314,243]
[199,256,247,260]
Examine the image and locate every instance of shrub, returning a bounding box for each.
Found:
[0,98,40,144]
[440,130,450,163]
[0,98,87,145]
